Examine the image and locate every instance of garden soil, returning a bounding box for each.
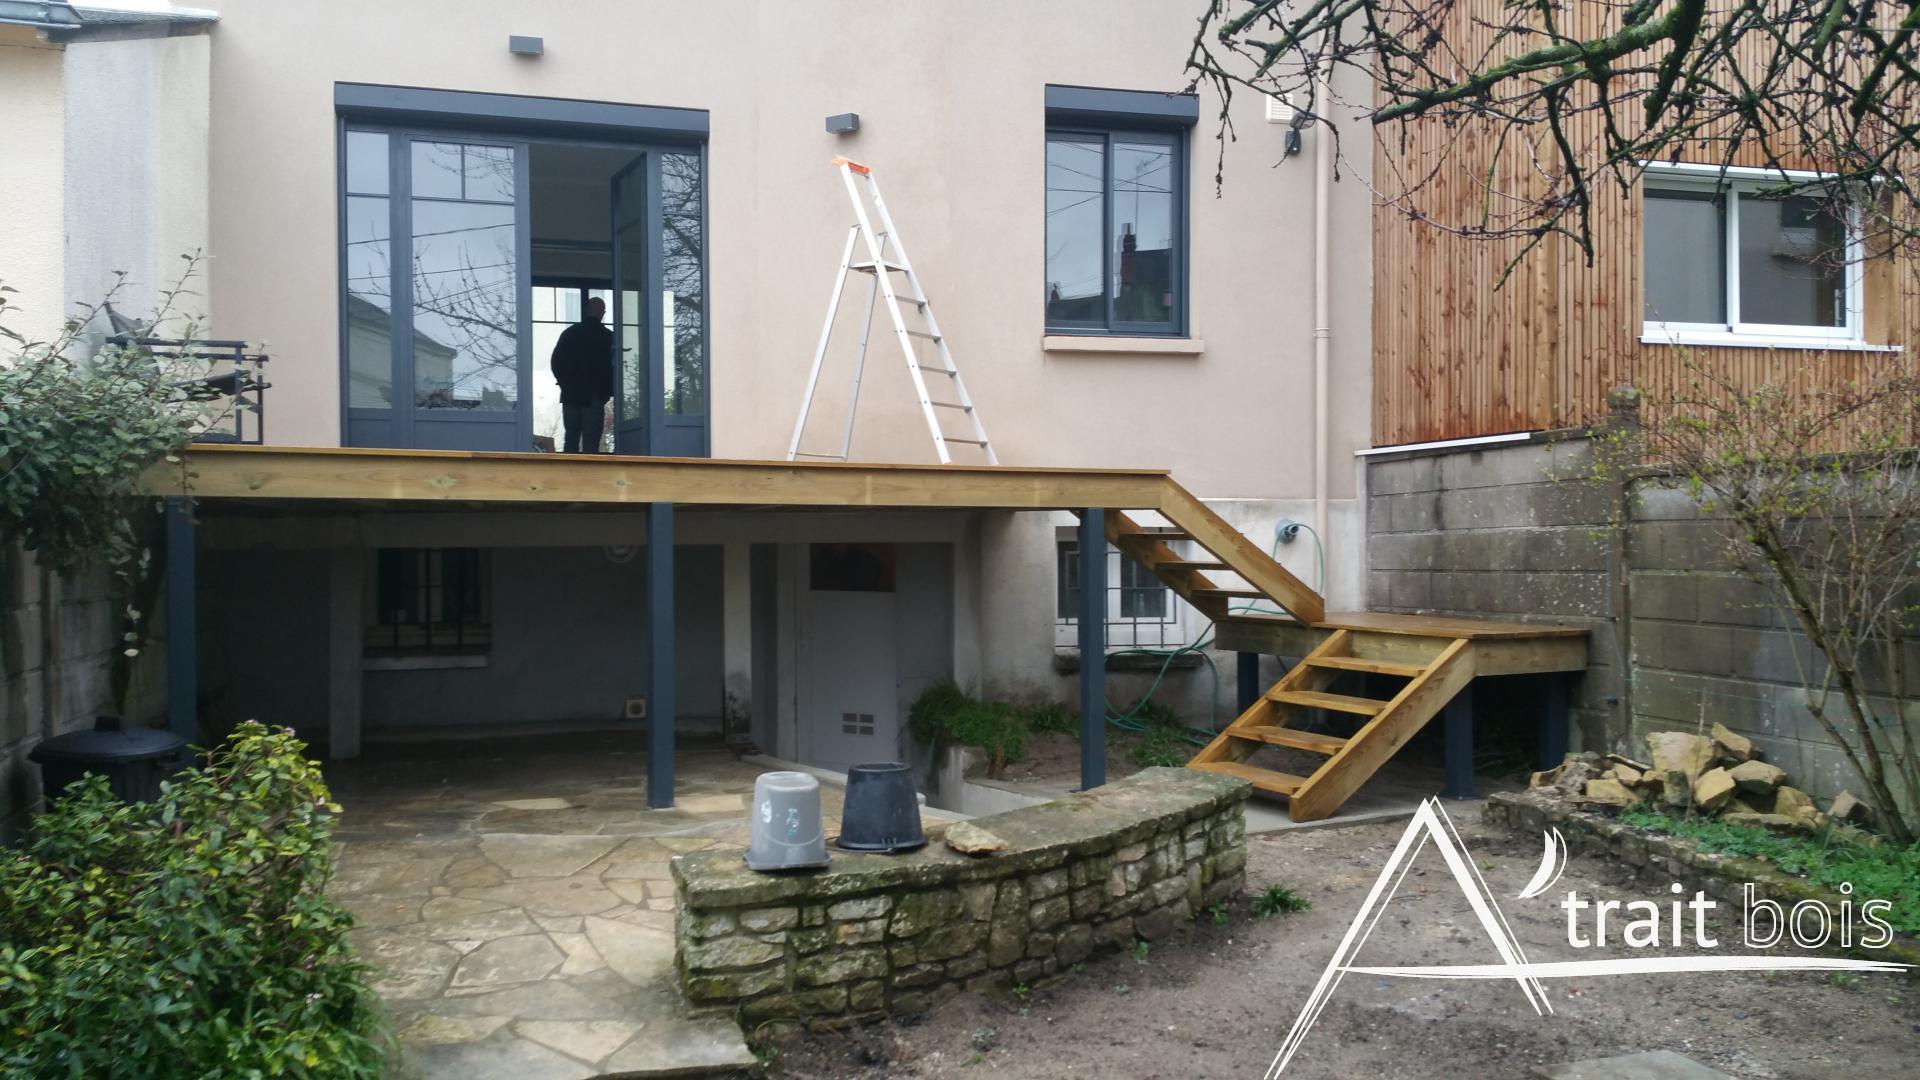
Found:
[764,804,1919,1079]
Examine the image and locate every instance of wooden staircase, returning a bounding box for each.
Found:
[1098,502,1564,823]
[1186,628,1475,821]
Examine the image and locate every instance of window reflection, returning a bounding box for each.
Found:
[1112,138,1173,325]
[663,151,705,417]
[1045,136,1105,325]
[411,143,518,410]
[344,192,393,407]
[1737,193,1846,328]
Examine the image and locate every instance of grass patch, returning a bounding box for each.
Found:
[1125,700,1206,769]
[1621,808,1920,935]
[1253,882,1312,917]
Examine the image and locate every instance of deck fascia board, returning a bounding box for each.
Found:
[150,446,1172,511]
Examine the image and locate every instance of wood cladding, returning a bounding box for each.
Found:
[1370,0,1920,447]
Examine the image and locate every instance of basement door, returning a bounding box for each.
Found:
[799,543,900,773]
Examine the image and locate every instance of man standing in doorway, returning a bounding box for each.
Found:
[550,296,614,453]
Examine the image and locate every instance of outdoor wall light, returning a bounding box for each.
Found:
[509,35,544,57]
[825,113,861,136]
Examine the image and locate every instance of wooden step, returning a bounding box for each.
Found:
[1189,587,1267,600]
[1155,560,1229,572]
[1229,726,1349,754]
[1305,655,1428,678]
[1114,529,1194,545]
[1266,689,1387,716]
[1188,760,1306,795]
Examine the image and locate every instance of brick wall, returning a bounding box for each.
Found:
[1365,435,1917,805]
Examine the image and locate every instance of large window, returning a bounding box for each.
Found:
[1642,164,1865,348]
[1045,127,1185,336]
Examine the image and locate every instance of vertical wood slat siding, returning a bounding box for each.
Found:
[1371,0,1920,447]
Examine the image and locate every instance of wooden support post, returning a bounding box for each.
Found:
[1443,683,1475,800]
[1538,674,1569,769]
[1236,652,1261,715]
[164,496,196,745]
[647,503,676,809]
[1078,509,1106,791]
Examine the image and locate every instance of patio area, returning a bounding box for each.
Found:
[324,734,830,1079]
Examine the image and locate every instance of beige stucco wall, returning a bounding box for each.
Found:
[63,32,213,330]
[1,26,66,344]
[204,0,1372,500]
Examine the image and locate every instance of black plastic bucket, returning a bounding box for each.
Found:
[834,762,927,853]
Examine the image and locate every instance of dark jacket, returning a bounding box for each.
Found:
[550,320,614,403]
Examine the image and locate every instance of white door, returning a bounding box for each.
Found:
[800,544,900,772]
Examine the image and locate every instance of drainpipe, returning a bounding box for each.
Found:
[1310,82,1333,574]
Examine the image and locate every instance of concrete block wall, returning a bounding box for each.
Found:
[1,544,123,841]
[1366,437,1622,750]
[1365,434,1918,806]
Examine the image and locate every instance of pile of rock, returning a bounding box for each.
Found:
[1530,722,1871,834]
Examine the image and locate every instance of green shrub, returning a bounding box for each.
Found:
[0,722,387,1078]
[908,682,1028,778]
[1015,700,1076,738]
[1127,702,1200,769]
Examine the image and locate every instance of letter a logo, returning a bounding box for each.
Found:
[1266,798,1548,1078]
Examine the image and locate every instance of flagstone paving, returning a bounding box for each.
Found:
[324,736,837,1079]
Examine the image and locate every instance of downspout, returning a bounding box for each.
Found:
[1311,85,1333,572]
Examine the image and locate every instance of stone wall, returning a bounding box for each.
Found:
[1366,433,1919,804]
[671,768,1249,1029]
[1483,791,1920,966]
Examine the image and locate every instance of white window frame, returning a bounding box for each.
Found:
[1053,535,1188,651]
[1640,161,1872,351]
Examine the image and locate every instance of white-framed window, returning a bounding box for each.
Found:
[1054,537,1187,650]
[1641,162,1869,350]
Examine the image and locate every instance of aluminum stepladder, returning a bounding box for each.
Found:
[785,157,997,465]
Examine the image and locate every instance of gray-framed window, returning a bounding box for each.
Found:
[1045,128,1186,335]
[334,84,712,455]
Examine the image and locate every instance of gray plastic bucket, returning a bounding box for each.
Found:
[744,771,829,871]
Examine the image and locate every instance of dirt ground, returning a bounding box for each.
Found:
[762,803,1920,1079]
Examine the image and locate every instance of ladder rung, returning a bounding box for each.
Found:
[903,329,942,341]
[1305,655,1427,678]
[851,261,909,273]
[915,364,958,376]
[929,401,974,411]
[1267,689,1386,717]
[1230,726,1350,754]
[1187,760,1306,796]
[792,451,848,460]
[942,438,989,446]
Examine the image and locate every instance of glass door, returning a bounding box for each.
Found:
[610,155,650,454]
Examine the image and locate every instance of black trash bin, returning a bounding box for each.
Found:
[835,762,927,853]
[29,716,188,804]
